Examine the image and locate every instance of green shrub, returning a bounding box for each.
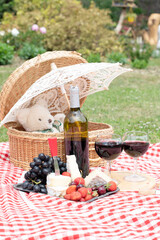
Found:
[43,1,123,55]
[128,43,153,63]
[124,41,153,68]
[152,49,160,58]
[0,0,15,20]
[87,53,101,62]
[0,42,14,65]
[18,43,46,60]
[79,0,91,8]
[2,30,45,51]
[1,32,21,51]
[107,51,128,65]
[1,0,123,56]
[131,59,148,69]
[93,0,121,22]
[79,0,121,22]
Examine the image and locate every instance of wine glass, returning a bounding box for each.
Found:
[95,134,123,180]
[123,131,150,182]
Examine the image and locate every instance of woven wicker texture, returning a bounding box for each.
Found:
[0,51,88,127]
[0,51,113,169]
[8,122,113,170]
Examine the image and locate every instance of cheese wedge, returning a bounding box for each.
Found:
[47,173,71,197]
[47,186,68,197]
[85,169,112,188]
[66,155,81,181]
[47,173,71,187]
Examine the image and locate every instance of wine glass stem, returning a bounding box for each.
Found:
[106,160,111,177]
[133,157,138,175]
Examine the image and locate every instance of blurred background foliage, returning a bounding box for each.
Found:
[0,0,123,58]
[0,0,15,19]
[79,0,121,22]
[0,0,158,66]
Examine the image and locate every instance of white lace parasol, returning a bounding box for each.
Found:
[0,62,132,127]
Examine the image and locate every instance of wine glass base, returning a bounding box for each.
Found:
[124,174,146,182]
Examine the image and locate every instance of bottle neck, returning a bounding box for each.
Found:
[70,86,80,109]
[70,107,80,111]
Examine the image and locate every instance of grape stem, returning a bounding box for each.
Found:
[32,179,42,184]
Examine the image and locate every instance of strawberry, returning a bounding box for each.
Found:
[66,185,77,194]
[74,177,85,186]
[92,190,99,197]
[85,194,92,201]
[78,187,88,198]
[64,194,71,200]
[87,188,92,195]
[62,172,71,177]
[80,197,86,202]
[107,181,117,192]
[70,191,81,201]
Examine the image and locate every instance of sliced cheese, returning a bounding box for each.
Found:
[47,186,68,197]
[47,173,71,188]
[66,155,81,181]
[85,169,112,188]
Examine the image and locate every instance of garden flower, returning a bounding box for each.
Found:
[11,28,19,37]
[0,31,5,36]
[31,24,39,31]
[39,27,47,34]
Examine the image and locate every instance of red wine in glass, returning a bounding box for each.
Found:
[123,131,149,182]
[123,141,149,158]
[95,141,123,161]
[95,134,123,180]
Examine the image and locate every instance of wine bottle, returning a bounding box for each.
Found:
[64,86,89,178]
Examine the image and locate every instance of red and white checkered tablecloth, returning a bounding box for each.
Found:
[0,142,160,240]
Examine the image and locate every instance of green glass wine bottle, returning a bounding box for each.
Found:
[64,86,89,178]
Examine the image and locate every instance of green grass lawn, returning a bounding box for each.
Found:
[82,59,160,143]
[0,57,160,143]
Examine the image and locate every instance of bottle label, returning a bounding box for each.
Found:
[65,131,88,140]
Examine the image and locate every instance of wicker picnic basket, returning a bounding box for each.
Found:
[0,51,113,170]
